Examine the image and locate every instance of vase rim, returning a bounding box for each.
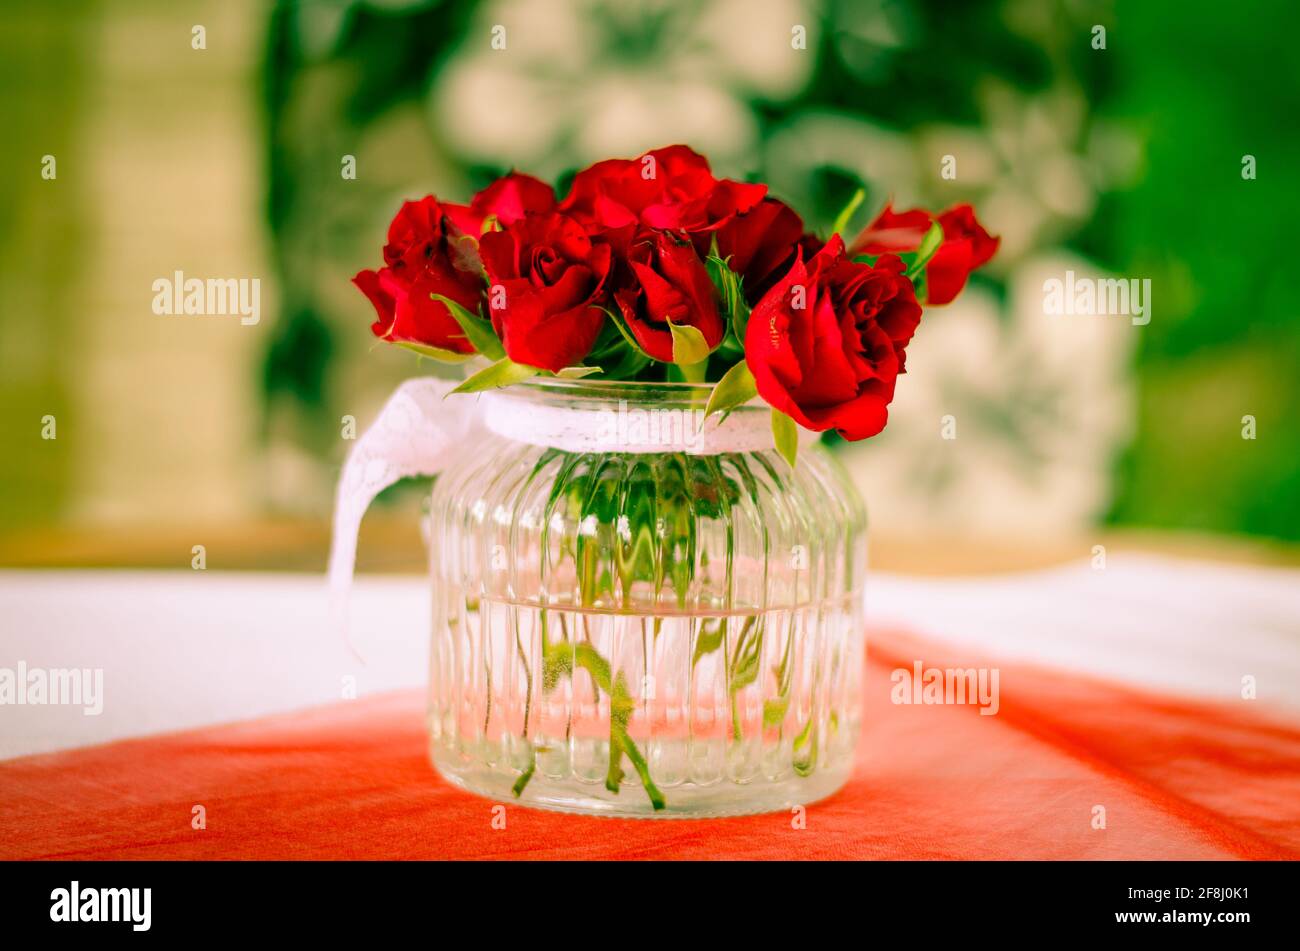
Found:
[508,376,753,412]
[520,377,715,394]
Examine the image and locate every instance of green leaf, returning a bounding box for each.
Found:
[727,615,762,740]
[729,623,762,694]
[692,618,727,667]
[668,320,711,366]
[771,408,798,468]
[703,360,758,421]
[393,340,475,364]
[574,641,612,694]
[830,187,866,240]
[511,754,536,797]
[762,696,790,729]
[555,365,602,379]
[449,357,541,394]
[541,638,572,693]
[431,293,504,360]
[906,221,944,279]
[762,625,795,729]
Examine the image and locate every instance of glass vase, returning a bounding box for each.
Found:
[426,380,867,817]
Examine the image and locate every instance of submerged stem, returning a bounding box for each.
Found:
[576,642,665,810]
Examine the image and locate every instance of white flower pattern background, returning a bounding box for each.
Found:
[1,0,1296,556]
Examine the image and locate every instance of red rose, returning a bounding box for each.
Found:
[478,212,612,372]
[353,195,484,353]
[446,171,556,236]
[745,235,921,440]
[848,202,998,305]
[614,230,724,362]
[795,231,826,262]
[559,145,766,235]
[708,197,806,302]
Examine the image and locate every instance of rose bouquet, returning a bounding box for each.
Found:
[342,146,996,816]
[354,144,996,465]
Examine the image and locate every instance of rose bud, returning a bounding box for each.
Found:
[478,212,612,372]
[446,171,556,236]
[848,202,998,305]
[709,197,806,303]
[745,235,922,441]
[353,195,485,353]
[614,230,725,363]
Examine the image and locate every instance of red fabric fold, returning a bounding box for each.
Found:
[2,628,1297,860]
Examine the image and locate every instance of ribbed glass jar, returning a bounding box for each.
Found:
[427,380,867,817]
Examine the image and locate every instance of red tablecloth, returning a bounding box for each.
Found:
[3,629,1297,860]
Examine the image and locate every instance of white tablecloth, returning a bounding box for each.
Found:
[2,555,1297,759]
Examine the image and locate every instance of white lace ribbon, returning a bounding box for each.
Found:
[329,378,806,640]
[328,378,480,647]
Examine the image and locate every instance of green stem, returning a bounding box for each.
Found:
[618,728,665,810]
[576,642,665,810]
[507,615,538,802]
[515,620,533,739]
[726,614,761,741]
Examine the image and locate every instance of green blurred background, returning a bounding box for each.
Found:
[1,0,1296,569]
